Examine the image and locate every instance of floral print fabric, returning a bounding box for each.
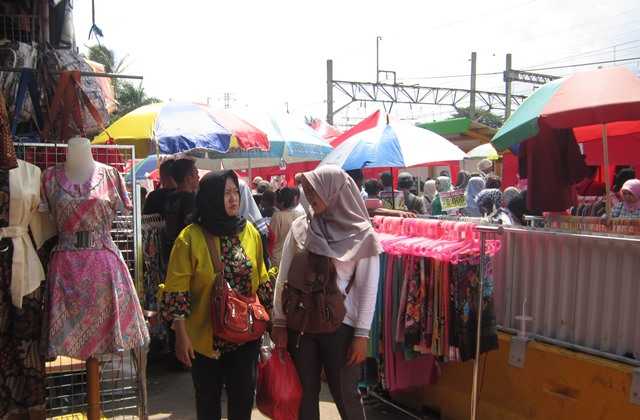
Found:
[163,234,273,356]
[42,163,149,359]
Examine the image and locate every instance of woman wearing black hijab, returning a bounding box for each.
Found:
[161,170,272,420]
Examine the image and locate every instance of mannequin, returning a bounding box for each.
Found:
[42,139,149,419]
[65,136,96,183]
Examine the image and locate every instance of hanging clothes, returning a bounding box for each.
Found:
[368,217,500,392]
[42,162,149,359]
[518,127,588,212]
[383,255,438,393]
[0,161,55,420]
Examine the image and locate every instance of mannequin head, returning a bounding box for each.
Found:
[65,137,95,182]
[66,137,94,165]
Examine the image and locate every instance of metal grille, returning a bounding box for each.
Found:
[493,228,640,360]
[0,14,40,43]
[45,352,145,419]
[14,142,145,419]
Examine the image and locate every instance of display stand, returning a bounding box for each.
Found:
[15,142,146,419]
[87,357,101,420]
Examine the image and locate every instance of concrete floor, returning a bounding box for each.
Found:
[146,364,415,420]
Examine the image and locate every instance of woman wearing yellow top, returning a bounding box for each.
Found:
[161,170,271,420]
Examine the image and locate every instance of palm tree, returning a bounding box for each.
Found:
[87,44,128,75]
[86,44,159,119]
[115,82,160,119]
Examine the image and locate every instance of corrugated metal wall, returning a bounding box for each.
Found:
[493,229,640,357]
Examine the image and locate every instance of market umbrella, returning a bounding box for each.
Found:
[92,102,270,158]
[492,68,640,150]
[467,143,499,160]
[308,118,342,142]
[319,114,466,170]
[491,66,640,215]
[186,112,333,172]
[124,155,172,182]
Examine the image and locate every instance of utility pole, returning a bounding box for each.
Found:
[376,36,382,83]
[223,92,231,109]
[470,52,477,120]
[505,53,513,120]
[326,59,334,125]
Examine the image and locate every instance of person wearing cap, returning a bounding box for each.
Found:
[398,172,426,214]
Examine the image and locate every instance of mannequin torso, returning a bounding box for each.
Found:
[65,137,96,184]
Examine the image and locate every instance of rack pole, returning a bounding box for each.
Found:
[86,356,101,420]
[470,225,501,420]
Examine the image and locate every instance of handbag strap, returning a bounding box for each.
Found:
[345,265,357,295]
[203,232,224,274]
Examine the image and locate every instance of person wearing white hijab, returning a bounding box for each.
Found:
[478,159,494,178]
[422,179,437,214]
[272,165,382,420]
[238,179,271,254]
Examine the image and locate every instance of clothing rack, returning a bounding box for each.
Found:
[0,66,144,80]
[471,224,502,420]
[371,216,503,419]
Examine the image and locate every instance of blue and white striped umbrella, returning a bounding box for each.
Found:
[320,118,466,170]
[186,112,333,170]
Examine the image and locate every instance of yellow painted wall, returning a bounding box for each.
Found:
[393,333,640,420]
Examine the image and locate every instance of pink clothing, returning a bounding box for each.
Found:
[42,163,149,359]
[383,255,437,392]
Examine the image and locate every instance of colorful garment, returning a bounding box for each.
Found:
[449,258,498,362]
[161,223,270,359]
[42,162,149,359]
[0,164,49,419]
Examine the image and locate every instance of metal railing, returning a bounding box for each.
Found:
[493,226,640,363]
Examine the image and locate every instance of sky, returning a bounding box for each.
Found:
[72,0,640,128]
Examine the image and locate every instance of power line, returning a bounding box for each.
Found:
[530,39,640,68]
[526,55,640,72]
[402,56,640,84]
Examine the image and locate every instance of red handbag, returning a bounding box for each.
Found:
[205,233,269,345]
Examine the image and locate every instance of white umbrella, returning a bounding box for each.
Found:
[467,143,499,160]
[320,118,466,169]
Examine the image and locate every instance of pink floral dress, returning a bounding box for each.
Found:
[42,162,149,359]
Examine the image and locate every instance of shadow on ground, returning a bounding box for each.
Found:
[147,363,416,419]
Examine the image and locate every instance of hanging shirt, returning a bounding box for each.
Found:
[5,160,55,307]
[519,127,587,212]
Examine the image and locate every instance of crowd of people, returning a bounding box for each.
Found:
[344,159,529,225]
[139,155,640,420]
[343,159,640,225]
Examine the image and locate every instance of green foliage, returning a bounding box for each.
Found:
[115,82,160,119]
[86,44,159,120]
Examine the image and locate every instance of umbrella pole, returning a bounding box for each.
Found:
[602,124,611,220]
[248,156,253,184]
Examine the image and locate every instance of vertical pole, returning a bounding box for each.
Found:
[602,124,612,219]
[376,36,382,83]
[248,156,253,185]
[326,59,334,125]
[505,53,513,120]
[86,357,101,420]
[40,0,50,43]
[470,52,477,120]
[470,231,487,420]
